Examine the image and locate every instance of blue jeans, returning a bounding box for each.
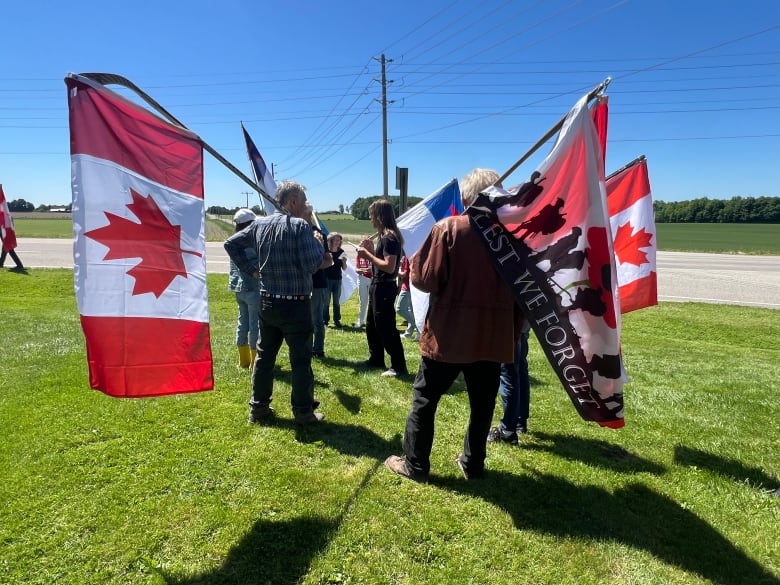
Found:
[395,289,416,334]
[323,278,342,324]
[498,330,530,432]
[234,290,260,348]
[251,296,316,415]
[310,287,328,354]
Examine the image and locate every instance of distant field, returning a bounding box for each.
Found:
[10,214,780,254]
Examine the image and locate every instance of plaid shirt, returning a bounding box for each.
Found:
[224,212,324,296]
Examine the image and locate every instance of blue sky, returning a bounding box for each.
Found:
[2,0,779,212]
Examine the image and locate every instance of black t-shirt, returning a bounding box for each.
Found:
[373,233,402,283]
[324,248,345,280]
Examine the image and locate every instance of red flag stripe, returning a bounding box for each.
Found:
[607,159,650,214]
[81,316,213,397]
[67,77,203,198]
[618,272,658,314]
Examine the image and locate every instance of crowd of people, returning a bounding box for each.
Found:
[224,170,532,481]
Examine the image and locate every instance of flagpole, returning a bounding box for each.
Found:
[73,73,285,214]
[605,154,646,182]
[495,77,612,187]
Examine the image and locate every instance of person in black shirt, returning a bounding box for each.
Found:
[356,200,408,377]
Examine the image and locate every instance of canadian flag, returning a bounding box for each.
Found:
[606,157,657,313]
[0,184,18,251]
[66,73,213,397]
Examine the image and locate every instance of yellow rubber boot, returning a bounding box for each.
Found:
[249,349,257,371]
[238,345,251,368]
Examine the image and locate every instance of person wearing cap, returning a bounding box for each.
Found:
[224,181,333,426]
[228,208,260,369]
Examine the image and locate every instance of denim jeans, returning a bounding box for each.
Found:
[323,278,342,324]
[310,287,328,354]
[498,330,530,432]
[234,289,260,348]
[251,296,316,415]
[403,357,500,476]
[395,289,416,334]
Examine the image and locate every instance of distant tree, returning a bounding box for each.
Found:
[654,196,779,223]
[206,205,232,215]
[8,198,34,212]
[338,204,344,214]
[350,195,425,219]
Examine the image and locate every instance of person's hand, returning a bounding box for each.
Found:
[313,230,325,244]
[356,247,368,260]
[359,238,374,253]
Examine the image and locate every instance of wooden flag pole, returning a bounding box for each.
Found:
[495,77,612,187]
[73,72,285,214]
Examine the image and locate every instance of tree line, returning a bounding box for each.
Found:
[654,196,779,223]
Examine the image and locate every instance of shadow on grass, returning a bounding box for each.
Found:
[167,516,337,585]
[674,444,780,495]
[432,471,778,585]
[524,431,666,474]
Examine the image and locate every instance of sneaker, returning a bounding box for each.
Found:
[294,411,325,425]
[334,322,342,329]
[487,426,519,446]
[353,322,362,328]
[312,351,325,359]
[381,368,397,377]
[402,332,411,338]
[516,420,528,434]
[455,454,484,480]
[248,405,275,424]
[384,455,428,483]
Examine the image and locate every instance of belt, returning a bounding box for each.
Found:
[261,292,308,301]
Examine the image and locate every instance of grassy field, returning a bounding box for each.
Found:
[0,269,778,585]
[11,214,780,254]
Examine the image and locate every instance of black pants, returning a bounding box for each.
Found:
[365,280,406,372]
[250,296,316,415]
[0,248,23,269]
[403,357,500,476]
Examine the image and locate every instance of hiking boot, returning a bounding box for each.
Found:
[487,426,519,445]
[384,455,428,483]
[294,411,325,425]
[455,454,484,480]
[248,405,275,424]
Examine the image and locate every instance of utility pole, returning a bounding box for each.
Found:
[241,191,252,208]
[373,54,393,198]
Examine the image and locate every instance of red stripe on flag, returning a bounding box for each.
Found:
[81,316,214,397]
[607,159,650,213]
[618,272,658,314]
[66,77,203,198]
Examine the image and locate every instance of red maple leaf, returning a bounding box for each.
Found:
[85,189,200,298]
[614,222,653,266]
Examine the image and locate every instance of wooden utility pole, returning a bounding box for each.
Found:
[374,54,393,198]
[241,191,252,208]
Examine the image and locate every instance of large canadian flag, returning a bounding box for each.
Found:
[606,157,657,313]
[66,73,213,397]
[0,184,18,251]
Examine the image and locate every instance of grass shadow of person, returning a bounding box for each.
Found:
[431,470,778,585]
[164,515,337,585]
[674,444,780,495]
[523,431,666,475]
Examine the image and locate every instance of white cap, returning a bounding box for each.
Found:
[233,208,257,224]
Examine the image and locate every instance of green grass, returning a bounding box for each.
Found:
[656,223,779,254]
[0,270,778,585]
[12,216,780,253]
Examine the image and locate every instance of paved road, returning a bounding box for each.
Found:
[14,238,780,310]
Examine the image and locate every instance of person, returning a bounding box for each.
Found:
[487,320,532,445]
[228,208,260,369]
[356,199,408,377]
[304,203,329,359]
[224,181,333,426]
[353,253,372,328]
[395,255,418,340]
[384,168,521,482]
[0,229,24,272]
[323,232,347,328]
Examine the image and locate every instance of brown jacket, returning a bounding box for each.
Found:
[411,215,519,364]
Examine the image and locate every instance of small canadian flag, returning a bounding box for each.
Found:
[606,156,657,314]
